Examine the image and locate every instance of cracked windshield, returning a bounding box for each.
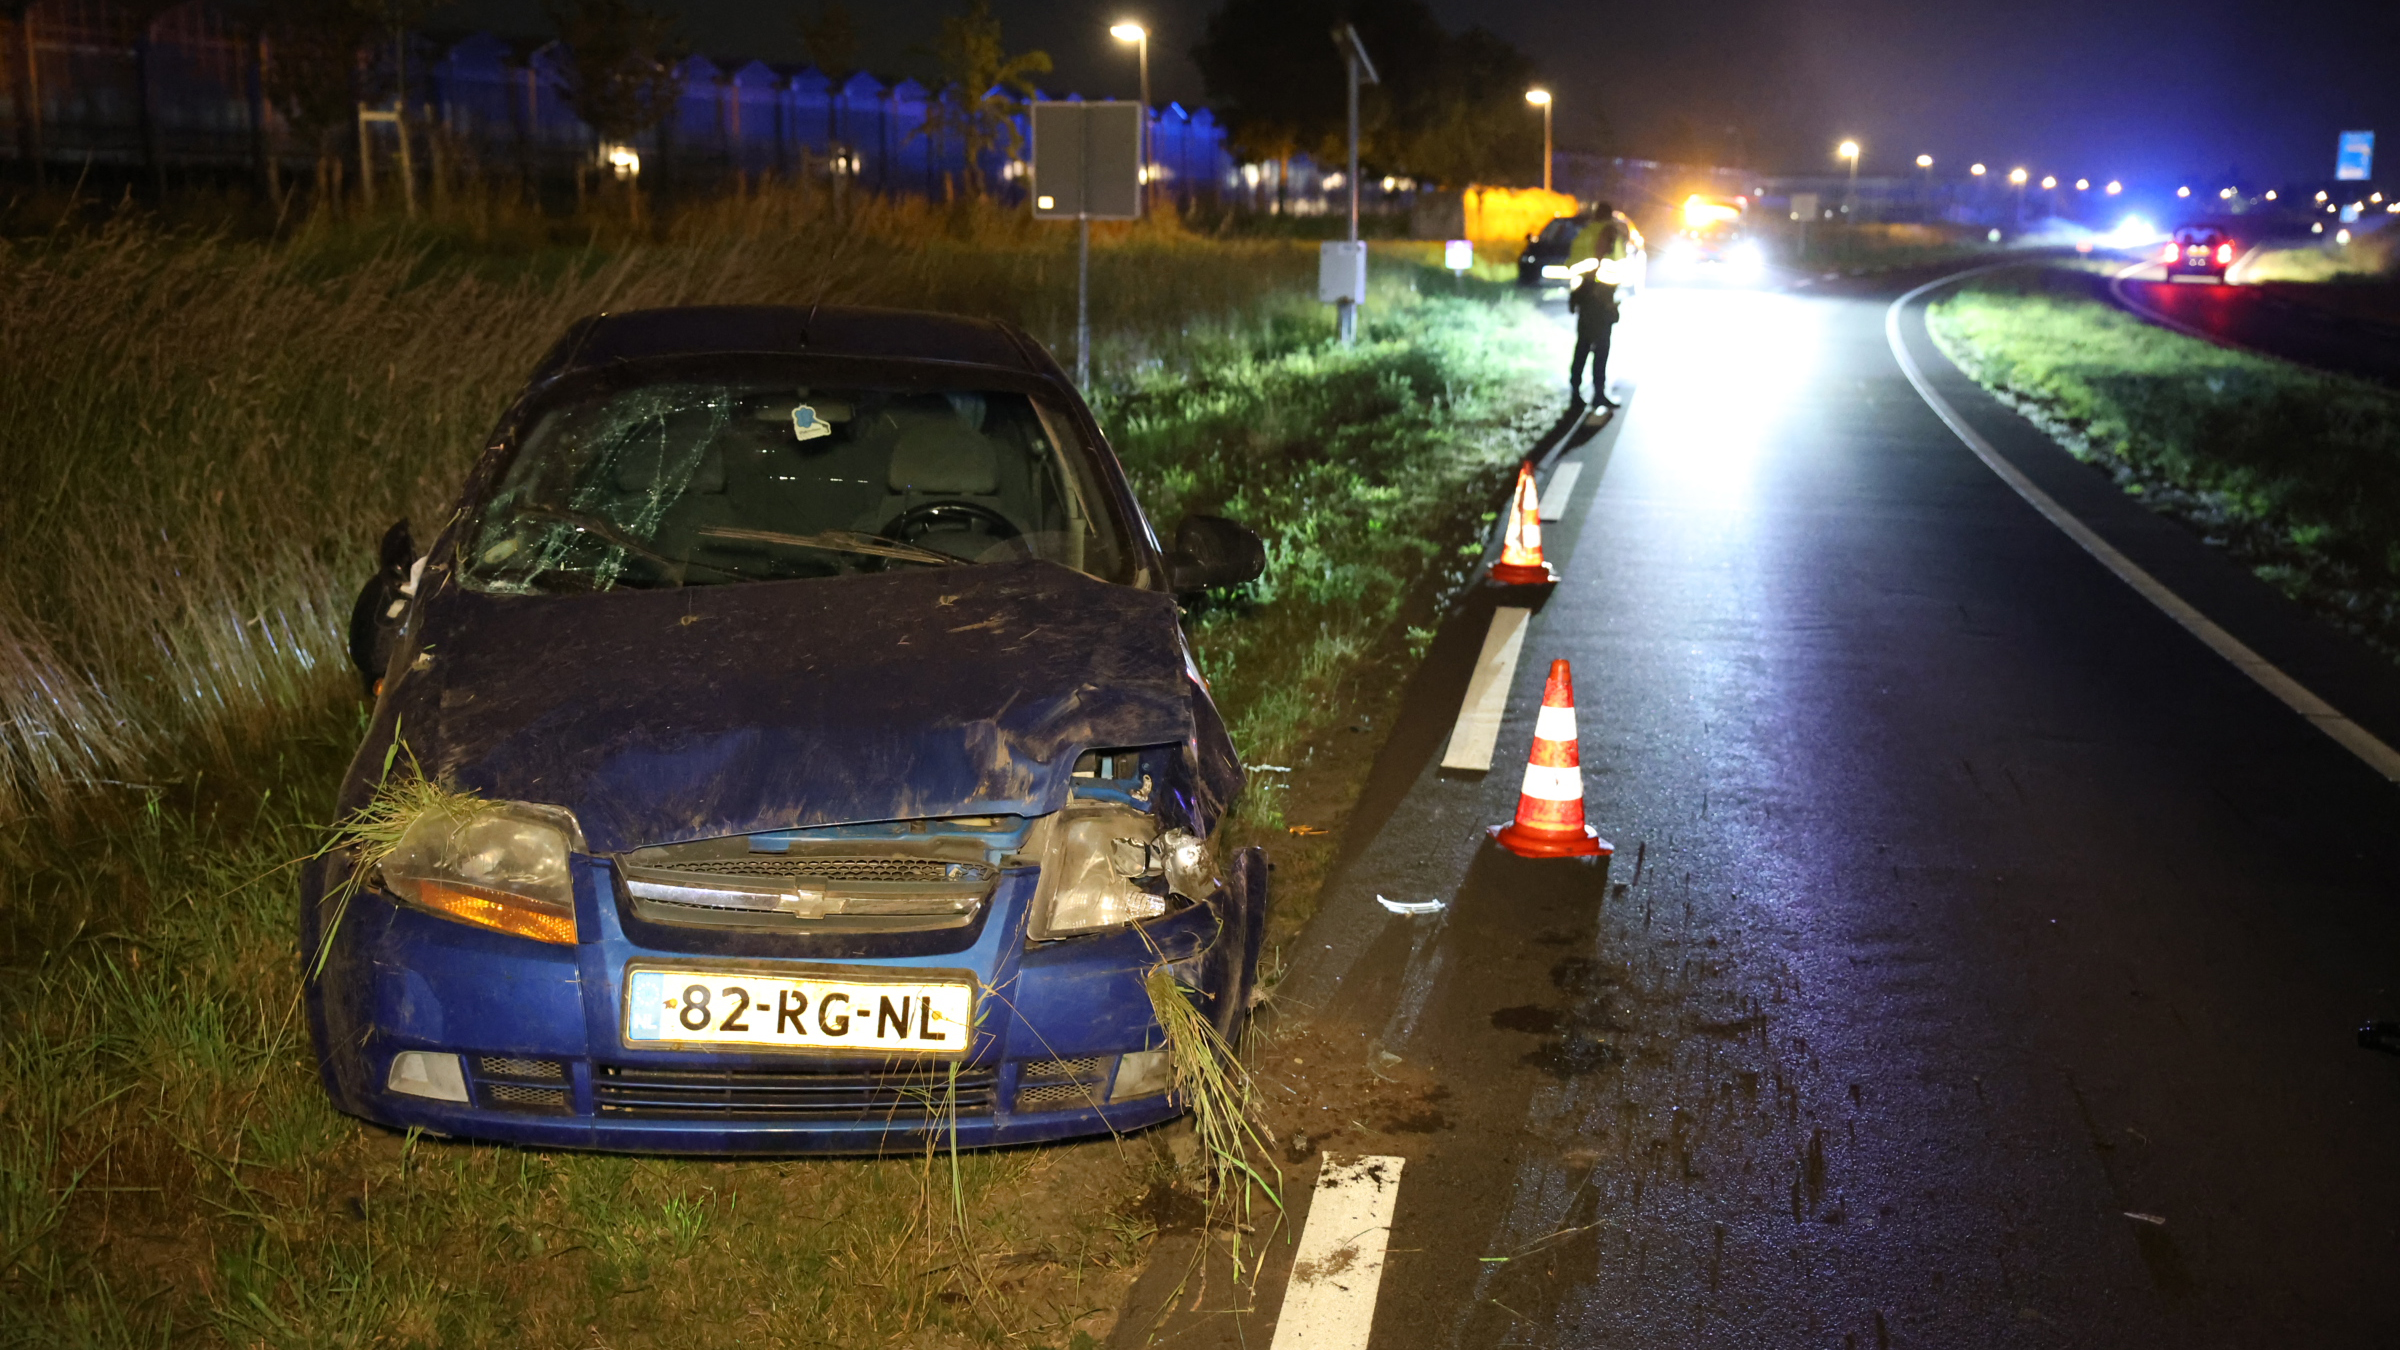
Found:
[465,369,1133,592]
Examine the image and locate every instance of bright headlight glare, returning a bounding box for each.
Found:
[381,803,582,944]
[1033,807,1171,939]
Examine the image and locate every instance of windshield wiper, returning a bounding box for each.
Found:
[697,525,961,568]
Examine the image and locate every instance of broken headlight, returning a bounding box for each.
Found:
[1030,805,1218,940]
[380,802,584,945]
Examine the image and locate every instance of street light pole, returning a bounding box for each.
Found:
[1837,139,1859,219]
[1110,22,1150,215]
[1525,88,1552,192]
[1332,23,1377,345]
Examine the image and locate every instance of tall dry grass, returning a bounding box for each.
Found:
[0,195,1317,826]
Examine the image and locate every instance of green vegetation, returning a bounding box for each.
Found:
[2240,231,2396,283]
[0,191,1559,1346]
[1930,264,2400,656]
[1785,221,2004,273]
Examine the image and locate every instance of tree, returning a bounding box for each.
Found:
[255,0,379,206]
[797,2,858,81]
[920,0,1049,196]
[1189,0,1341,177]
[1192,0,1546,190]
[544,0,685,151]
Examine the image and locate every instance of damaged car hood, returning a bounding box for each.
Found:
[398,560,1211,853]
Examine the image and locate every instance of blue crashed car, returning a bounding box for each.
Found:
[306,305,1269,1154]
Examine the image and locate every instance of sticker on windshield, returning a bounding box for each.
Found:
[792,404,832,442]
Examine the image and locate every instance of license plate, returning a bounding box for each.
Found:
[623,967,974,1054]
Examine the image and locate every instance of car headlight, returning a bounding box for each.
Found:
[380,801,583,944]
[1030,805,1218,940]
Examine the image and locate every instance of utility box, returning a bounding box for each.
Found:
[1030,102,1143,219]
[1318,241,1368,304]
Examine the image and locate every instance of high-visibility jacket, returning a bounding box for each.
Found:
[1570,216,1628,268]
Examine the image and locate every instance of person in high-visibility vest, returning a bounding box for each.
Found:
[1568,268,1619,407]
[1566,203,1627,407]
[1568,202,1629,281]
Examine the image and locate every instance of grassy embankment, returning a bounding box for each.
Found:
[0,193,1562,1347]
[2239,228,2396,283]
[1778,221,2004,273]
[1929,264,2400,657]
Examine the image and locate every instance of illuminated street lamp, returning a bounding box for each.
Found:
[1916,153,1933,168]
[1110,21,1150,213]
[1970,162,1987,177]
[2008,167,2028,185]
[2040,175,2056,189]
[1525,88,1553,192]
[2176,185,2191,197]
[2106,180,2122,194]
[1838,139,1860,216]
[2075,178,2089,190]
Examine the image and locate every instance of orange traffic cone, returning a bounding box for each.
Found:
[1489,658,1612,858]
[1488,462,1556,586]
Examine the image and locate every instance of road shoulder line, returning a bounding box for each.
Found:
[1537,462,1582,522]
[1268,1155,1407,1350]
[1887,270,2400,783]
[1439,607,1532,772]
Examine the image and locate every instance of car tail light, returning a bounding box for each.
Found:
[2216,243,2233,264]
[2160,244,2176,263]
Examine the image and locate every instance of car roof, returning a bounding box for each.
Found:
[529,304,1050,385]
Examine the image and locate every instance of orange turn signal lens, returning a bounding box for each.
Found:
[408,879,578,945]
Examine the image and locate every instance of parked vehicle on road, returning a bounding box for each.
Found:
[312,304,1269,1154]
[1518,210,1648,296]
[2162,226,2236,282]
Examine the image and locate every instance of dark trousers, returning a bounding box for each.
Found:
[1571,327,1612,394]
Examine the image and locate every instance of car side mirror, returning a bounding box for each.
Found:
[1168,515,1265,594]
[346,518,415,694]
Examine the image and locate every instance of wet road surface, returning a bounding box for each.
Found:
[2111,261,2400,385]
[1117,269,2400,1348]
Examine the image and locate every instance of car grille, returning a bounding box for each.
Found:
[486,1082,571,1110]
[637,857,993,884]
[479,1056,566,1080]
[1016,1081,1104,1110]
[594,1063,999,1119]
[1019,1056,1108,1084]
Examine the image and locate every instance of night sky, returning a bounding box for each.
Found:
[444,0,2398,185]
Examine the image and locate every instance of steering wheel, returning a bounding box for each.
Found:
[882,500,1022,557]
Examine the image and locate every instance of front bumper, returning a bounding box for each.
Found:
[303,848,1266,1154]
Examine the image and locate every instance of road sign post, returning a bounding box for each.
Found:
[1330,24,1379,346]
[1032,102,1144,389]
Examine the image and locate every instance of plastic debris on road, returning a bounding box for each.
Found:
[1377,895,1446,915]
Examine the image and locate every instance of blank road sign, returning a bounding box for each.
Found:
[1031,102,1143,220]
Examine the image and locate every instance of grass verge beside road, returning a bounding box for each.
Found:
[0,200,1560,1347]
[1929,263,2400,659]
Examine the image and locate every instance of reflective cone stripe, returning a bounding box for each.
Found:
[1498,464,1543,567]
[1491,658,1611,858]
[1490,463,1557,586]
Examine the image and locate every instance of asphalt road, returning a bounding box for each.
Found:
[1118,267,2400,1348]
[2110,260,2400,385]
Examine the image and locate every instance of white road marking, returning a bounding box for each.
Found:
[1440,606,1532,771]
[1889,273,2400,783]
[1537,462,1582,521]
[1270,1154,1406,1350]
